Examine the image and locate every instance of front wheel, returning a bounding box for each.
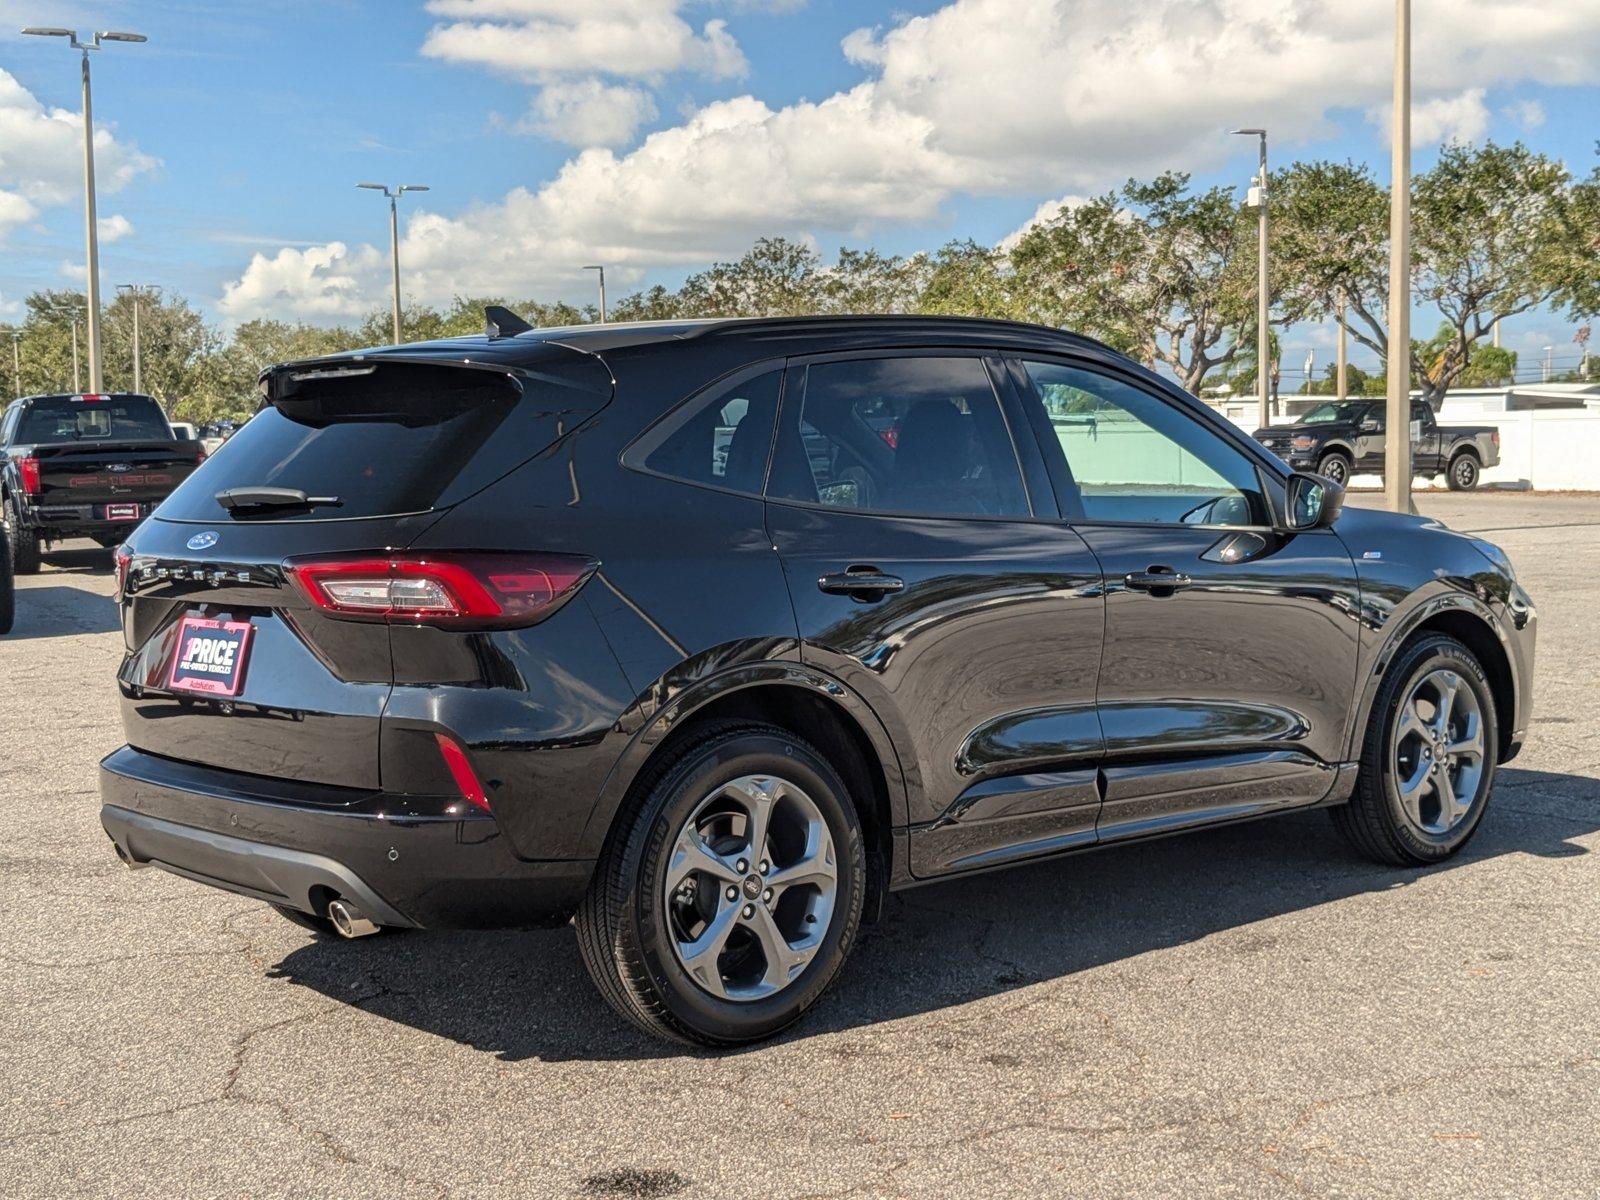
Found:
[1332,634,1498,865]
[576,722,866,1047]
[1447,452,1481,491]
[1316,451,1352,486]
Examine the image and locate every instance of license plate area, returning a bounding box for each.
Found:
[104,503,141,521]
[167,616,253,697]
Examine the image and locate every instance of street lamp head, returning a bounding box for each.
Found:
[357,182,387,191]
[21,27,74,37]
[98,31,147,43]
[398,185,430,194]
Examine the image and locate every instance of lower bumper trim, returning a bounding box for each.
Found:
[102,805,415,926]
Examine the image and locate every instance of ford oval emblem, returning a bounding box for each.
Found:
[186,531,219,551]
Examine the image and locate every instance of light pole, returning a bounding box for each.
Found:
[1542,345,1553,383]
[357,183,429,344]
[10,332,22,399]
[50,306,86,393]
[582,265,607,323]
[22,28,147,395]
[117,284,160,394]
[1231,128,1270,429]
[1382,0,1413,513]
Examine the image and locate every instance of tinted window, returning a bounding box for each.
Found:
[637,369,780,495]
[157,362,551,522]
[1022,361,1266,526]
[18,395,170,443]
[769,356,1028,518]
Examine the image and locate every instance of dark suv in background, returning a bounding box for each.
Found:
[100,315,1535,1046]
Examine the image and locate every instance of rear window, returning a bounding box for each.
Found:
[156,359,606,522]
[18,395,171,443]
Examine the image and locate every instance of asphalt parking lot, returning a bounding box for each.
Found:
[2,492,1597,1199]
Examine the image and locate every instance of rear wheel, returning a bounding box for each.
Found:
[576,722,865,1047]
[1332,634,1498,865]
[1316,451,1352,486]
[0,520,13,635]
[1447,452,1481,491]
[5,498,40,575]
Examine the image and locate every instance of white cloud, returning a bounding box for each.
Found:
[515,79,658,147]
[97,213,133,243]
[219,242,386,321]
[421,1,747,82]
[1505,98,1546,130]
[0,68,157,240]
[999,193,1091,252]
[1369,88,1490,146]
[222,0,1600,321]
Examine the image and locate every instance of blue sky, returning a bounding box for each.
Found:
[1,0,1597,383]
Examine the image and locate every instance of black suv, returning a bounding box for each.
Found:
[100,316,1535,1046]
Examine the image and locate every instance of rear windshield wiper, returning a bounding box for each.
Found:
[215,486,342,512]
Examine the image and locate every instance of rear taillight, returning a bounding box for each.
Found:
[435,733,491,813]
[284,552,595,628]
[18,456,41,495]
[114,547,132,602]
[194,445,207,464]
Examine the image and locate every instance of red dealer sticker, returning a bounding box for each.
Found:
[167,616,253,697]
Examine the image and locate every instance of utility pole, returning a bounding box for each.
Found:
[357,183,429,344]
[51,306,85,392]
[583,265,607,322]
[1382,0,1413,514]
[10,332,22,399]
[1336,292,1349,401]
[1542,345,1553,383]
[117,284,159,394]
[22,28,147,395]
[1231,128,1271,429]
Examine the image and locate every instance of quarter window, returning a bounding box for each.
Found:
[636,369,781,496]
[768,356,1029,519]
[1022,360,1266,526]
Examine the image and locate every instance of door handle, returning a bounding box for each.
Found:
[818,567,905,599]
[1124,567,1192,595]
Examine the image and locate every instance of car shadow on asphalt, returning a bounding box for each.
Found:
[3,584,120,639]
[266,766,1598,1062]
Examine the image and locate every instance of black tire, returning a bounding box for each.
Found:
[1331,634,1498,866]
[0,520,13,636]
[6,499,41,575]
[576,721,866,1047]
[1316,451,1352,486]
[1446,451,1481,491]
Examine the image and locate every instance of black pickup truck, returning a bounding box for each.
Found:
[1253,398,1500,491]
[1,393,204,574]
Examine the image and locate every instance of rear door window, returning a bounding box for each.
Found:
[767,356,1030,518]
[628,368,781,496]
[18,395,171,442]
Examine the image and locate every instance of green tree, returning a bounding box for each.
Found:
[914,240,1017,319]
[1275,143,1597,405]
[675,237,822,317]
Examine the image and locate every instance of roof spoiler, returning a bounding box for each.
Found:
[484,305,534,339]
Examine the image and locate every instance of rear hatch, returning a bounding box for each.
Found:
[116,345,612,790]
[17,394,200,517]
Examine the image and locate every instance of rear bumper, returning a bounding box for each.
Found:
[99,745,592,929]
[18,501,148,538]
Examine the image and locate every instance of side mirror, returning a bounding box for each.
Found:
[1285,471,1344,531]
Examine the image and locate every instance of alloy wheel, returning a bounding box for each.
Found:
[1392,668,1486,835]
[664,774,838,1002]
[1454,457,1478,488]
[1320,456,1349,485]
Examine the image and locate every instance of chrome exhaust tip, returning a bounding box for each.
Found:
[326,899,379,939]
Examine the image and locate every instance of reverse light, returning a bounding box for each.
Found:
[18,456,41,495]
[285,551,596,628]
[435,733,491,813]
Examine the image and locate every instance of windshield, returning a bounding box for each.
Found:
[1299,402,1374,426]
[18,395,171,443]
